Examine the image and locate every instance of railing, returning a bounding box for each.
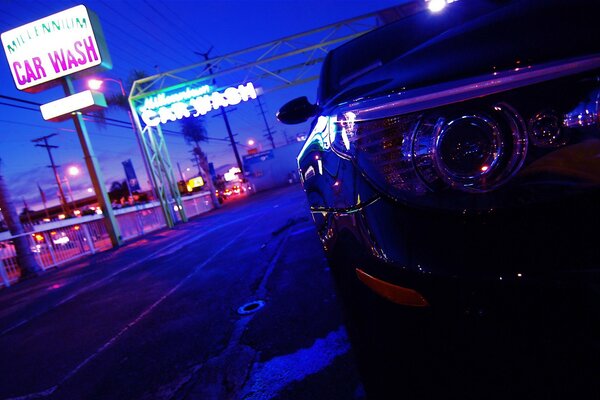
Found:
[0,216,110,286]
[114,201,167,241]
[181,192,213,219]
[0,191,214,288]
[0,235,19,287]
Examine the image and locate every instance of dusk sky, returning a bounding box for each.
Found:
[0,0,404,211]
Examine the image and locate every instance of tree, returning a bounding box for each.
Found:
[90,69,149,122]
[110,69,149,111]
[180,116,208,150]
[108,180,130,204]
[0,159,42,279]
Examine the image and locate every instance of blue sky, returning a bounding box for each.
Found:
[0,0,404,210]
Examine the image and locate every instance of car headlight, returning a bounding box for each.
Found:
[412,102,527,193]
[326,68,600,209]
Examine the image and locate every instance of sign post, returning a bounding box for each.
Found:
[1,5,122,247]
[63,76,122,247]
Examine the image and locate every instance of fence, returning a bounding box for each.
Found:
[0,191,214,288]
[181,192,213,219]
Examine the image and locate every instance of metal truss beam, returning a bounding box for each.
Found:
[128,2,423,226]
[130,2,422,101]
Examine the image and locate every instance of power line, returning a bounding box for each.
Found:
[0,95,231,142]
[256,96,276,149]
[196,49,245,173]
[96,0,198,67]
[142,0,213,51]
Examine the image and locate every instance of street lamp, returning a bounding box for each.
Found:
[243,138,261,155]
[88,78,125,95]
[63,165,80,215]
[67,166,80,176]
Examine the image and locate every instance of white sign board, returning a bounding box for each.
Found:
[1,5,111,92]
[40,90,106,121]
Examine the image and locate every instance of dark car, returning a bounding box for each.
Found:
[278,0,599,395]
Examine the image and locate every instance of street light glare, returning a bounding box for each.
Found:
[428,0,447,12]
[88,79,104,90]
[248,139,255,146]
[68,166,80,176]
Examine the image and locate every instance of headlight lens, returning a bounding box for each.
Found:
[327,71,599,208]
[415,103,528,193]
[330,103,528,195]
[437,114,501,177]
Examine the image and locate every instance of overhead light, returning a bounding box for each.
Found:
[88,79,104,90]
[427,0,458,12]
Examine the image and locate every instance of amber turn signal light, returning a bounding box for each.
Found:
[356,268,429,307]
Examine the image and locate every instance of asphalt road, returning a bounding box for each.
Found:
[2,183,599,400]
[0,184,363,400]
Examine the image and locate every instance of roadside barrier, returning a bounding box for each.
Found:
[0,192,213,287]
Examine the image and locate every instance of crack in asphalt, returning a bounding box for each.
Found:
[172,225,295,400]
[173,222,339,400]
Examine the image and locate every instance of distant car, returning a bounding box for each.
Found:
[278,0,600,313]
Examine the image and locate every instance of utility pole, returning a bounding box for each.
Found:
[177,162,186,183]
[31,134,69,216]
[37,183,50,219]
[193,147,221,209]
[190,151,202,177]
[0,159,42,280]
[256,96,276,149]
[22,198,33,227]
[195,49,245,174]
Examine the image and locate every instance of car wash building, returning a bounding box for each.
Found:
[243,142,303,192]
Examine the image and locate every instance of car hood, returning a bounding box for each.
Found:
[318,0,600,108]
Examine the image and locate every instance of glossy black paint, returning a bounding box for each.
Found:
[276,96,320,125]
[319,0,600,108]
[290,0,600,309]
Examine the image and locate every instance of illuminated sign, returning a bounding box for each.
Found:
[1,5,111,92]
[138,82,258,128]
[224,167,242,182]
[40,89,106,121]
[186,176,205,192]
[141,85,211,110]
[243,150,274,165]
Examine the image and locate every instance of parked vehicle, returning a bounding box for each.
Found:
[278,0,600,315]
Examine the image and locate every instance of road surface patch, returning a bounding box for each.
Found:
[239,326,351,400]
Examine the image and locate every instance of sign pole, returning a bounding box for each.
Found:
[62,76,122,247]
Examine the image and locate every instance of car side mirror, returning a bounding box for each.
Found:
[277,96,319,125]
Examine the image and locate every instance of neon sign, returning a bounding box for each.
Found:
[141,85,211,110]
[138,82,258,127]
[186,176,204,192]
[1,5,111,93]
